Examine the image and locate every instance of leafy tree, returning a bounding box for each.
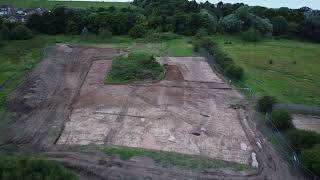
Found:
[99,28,112,39]
[0,26,10,40]
[225,64,244,80]
[220,14,243,32]
[297,17,320,42]
[248,14,273,35]
[257,96,277,113]
[195,28,209,38]
[271,16,288,35]
[270,110,293,130]
[66,20,79,35]
[242,27,261,42]
[10,25,34,40]
[26,13,43,32]
[129,24,146,38]
[235,6,249,22]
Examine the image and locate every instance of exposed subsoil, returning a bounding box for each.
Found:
[0,44,299,180]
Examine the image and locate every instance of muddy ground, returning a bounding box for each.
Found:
[0,44,298,180]
[292,114,320,133]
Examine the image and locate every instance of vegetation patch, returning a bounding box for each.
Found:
[0,156,77,180]
[103,146,247,171]
[214,35,320,105]
[105,52,164,84]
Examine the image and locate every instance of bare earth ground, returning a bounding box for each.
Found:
[0,44,298,180]
[292,114,320,133]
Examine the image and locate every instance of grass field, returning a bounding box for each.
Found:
[0,0,131,9]
[214,35,320,105]
[103,146,247,171]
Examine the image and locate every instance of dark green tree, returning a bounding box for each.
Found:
[271,16,288,35]
[10,25,34,40]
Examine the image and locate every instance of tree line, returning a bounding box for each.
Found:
[0,0,319,42]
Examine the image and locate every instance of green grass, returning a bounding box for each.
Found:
[0,156,78,180]
[0,0,131,9]
[105,52,164,84]
[213,35,320,105]
[103,146,247,171]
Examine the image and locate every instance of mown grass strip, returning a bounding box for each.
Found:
[103,146,248,171]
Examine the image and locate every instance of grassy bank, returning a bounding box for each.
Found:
[214,35,320,105]
[0,0,131,9]
[103,146,247,171]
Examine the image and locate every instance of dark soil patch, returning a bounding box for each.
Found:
[164,65,185,81]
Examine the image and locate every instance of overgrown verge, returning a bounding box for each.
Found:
[0,156,78,180]
[257,96,320,177]
[194,37,244,80]
[103,146,247,171]
[105,52,164,84]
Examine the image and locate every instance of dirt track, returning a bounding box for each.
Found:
[0,44,299,180]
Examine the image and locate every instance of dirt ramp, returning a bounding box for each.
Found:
[4,44,125,148]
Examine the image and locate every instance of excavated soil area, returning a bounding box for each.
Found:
[292,114,320,133]
[57,56,253,165]
[1,45,298,180]
[4,44,126,148]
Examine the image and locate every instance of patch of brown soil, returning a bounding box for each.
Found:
[164,65,185,81]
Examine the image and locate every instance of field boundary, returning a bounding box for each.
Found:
[199,48,319,180]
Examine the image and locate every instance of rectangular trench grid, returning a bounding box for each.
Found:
[57,57,253,165]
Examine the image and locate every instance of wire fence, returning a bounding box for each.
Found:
[199,48,319,180]
[273,103,320,116]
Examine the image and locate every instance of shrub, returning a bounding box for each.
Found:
[225,64,244,80]
[129,24,146,38]
[271,16,288,36]
[99,28,112,39]
[195,28,209,38]
[242,28,261,42]
[10,25,33,40]
[286,129,320,152]
[257,96,277,113]
[106,52,164,83]
[220,14,244,33]
[0,156,77,180]
[300,145,320,176]
[146,32,179,42]
[0,26,10,40]
[270,110,293,130]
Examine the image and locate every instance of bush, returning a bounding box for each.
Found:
[106,52,164,83]
[286,129,320,152]
[225,64,244,80]
[300,145,320,176]
[0,156,77,180]
[0,26,10,40]
[270,110,293,130]
[242,28,261,42]
[99,28,112,39]
[271,16,288,36]
[146,32,179,42]
[10,25,34,40]
[129,25,147,38]
[195,28,209,38]
[257,96,277,113]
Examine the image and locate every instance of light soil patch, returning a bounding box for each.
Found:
[57,57,253,165]
[292,114,320,133]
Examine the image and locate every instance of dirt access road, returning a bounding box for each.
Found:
[0,44,297,180]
